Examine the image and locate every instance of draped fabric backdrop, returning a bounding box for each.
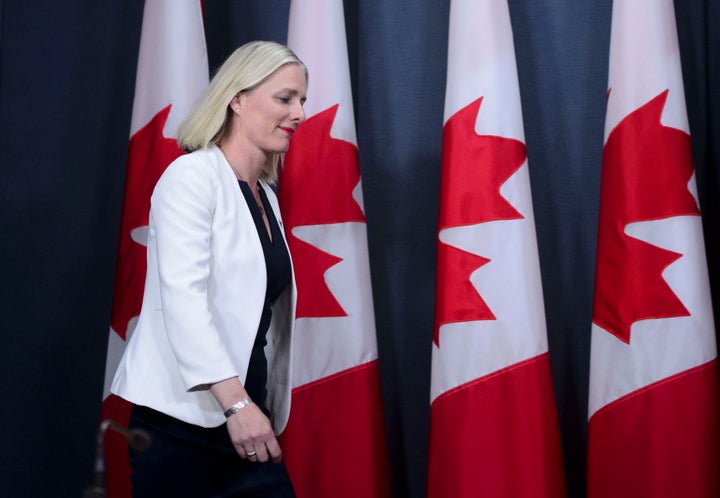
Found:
[0,1,717,497]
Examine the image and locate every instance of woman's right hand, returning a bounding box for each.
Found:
[226,401,283,463]
[210,376,282,463]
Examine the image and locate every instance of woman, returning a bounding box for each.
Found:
[111,40,307,497]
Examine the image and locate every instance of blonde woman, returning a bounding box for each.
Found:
[111,40,306,497]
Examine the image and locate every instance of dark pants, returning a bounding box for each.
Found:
[128,405,296,498]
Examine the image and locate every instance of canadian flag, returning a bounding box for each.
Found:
[101,1,207,496]
[427,1,566,497]
[278,1,392,497]
[587,1,720,497]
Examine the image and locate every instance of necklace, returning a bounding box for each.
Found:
[253,189,265,217]
[235,176,266,217]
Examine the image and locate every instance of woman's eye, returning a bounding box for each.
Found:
[277,96,290,104]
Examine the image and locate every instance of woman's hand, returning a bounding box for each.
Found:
[226,402,283,463]
[210,376,282,463]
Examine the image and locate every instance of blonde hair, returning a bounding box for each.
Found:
[177,40,307,182]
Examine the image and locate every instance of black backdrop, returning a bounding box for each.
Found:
[1,1,718,497]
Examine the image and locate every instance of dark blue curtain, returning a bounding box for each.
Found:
[1,1,717,497]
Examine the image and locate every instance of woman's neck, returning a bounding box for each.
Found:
[218,140,266,186]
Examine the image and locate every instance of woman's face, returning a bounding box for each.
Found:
[233,63,307,156]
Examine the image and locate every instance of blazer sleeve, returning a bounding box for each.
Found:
[150,156,237,391]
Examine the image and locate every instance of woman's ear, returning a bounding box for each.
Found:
[230,93,242,114]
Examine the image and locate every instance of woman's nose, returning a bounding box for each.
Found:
[293,102,306,122]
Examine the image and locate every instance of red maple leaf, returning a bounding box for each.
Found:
[433,97,527,346]
[593,90,698,343]
[279,105,365,318]
[110,105,183,338]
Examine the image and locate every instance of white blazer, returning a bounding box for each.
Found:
[111,146,296,432]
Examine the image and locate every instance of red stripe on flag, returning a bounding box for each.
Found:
[101,394,133,498]
[588,360,720,498]
[279,361,392,498]
[427,353,566,498]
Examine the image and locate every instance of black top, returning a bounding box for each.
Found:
[237,181,291,413]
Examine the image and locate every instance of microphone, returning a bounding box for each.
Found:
[83,419,151,498]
